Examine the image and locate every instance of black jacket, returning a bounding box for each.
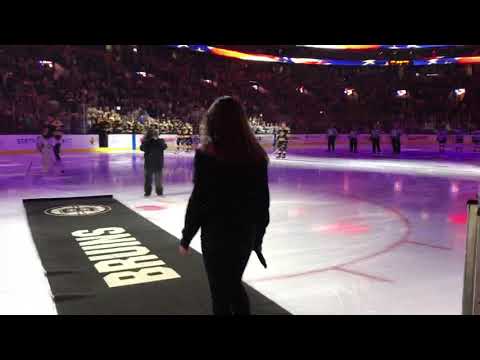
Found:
[181,150,270,252]
[140,138,167,170]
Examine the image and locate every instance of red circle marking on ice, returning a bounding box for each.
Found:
[448,213,467,225]
[136,205,167,211]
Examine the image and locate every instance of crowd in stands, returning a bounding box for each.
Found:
[86,106,276,135]
[0,45,479,135]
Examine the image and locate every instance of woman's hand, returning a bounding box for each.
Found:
[179,245,191,256]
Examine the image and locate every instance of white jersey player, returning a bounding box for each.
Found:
[36,128,55,174]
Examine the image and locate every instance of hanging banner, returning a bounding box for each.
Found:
[171,45,479,67]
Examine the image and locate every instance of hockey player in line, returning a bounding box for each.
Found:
[272,124,278,155]
[371,123,382,154]
[455,128,464,152]
[349,128,358,153]
[327,124,338,152]
[437,126,448,153]
[390,122,402,154]
[175,124,183,154]
[472,130,480,152]
[185,123,193,152]
[36,128,56,174]
[276,122,290,159]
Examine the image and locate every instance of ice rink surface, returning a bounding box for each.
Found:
[1,147,479,314]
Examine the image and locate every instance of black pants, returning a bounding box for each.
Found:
[53,143,61,161]
[99,132,108,147]
[439,141,446,152]
[201,238,252,315]
[144,168,163,195]
[372,138,381,153]
[349,139,358,152]
[277,141,288,157]
[327,136,336,152]
[391,138,401,153]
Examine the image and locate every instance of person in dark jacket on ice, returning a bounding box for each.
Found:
[179,96,270,315]
[371,122,382,154]
[348,127,358,153]
[140,128,167,196]
[390,122,402,154]
[327,123,338,152]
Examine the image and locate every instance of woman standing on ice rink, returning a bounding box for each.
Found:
[179,96,270,315]
[454,128,464,152]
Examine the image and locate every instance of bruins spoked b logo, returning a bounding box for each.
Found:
[44,205,112,217]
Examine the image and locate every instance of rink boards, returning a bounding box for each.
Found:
[0,134,99,154]
[96,133,480,152]
[1,133,479,154]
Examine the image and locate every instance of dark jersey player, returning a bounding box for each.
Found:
[437,126,448,153]
[185,123,193,152]
[472,130,480,152]
[176,124,184,153]
[455,128,464,152]
[181,123,190,152]
[390,122,402,154]
[276,122,290,159]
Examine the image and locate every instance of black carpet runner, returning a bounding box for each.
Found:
[23,195,289,315]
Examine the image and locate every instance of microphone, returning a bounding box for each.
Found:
[254,249,267,268]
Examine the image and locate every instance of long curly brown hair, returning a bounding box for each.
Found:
[201,96,268,163]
